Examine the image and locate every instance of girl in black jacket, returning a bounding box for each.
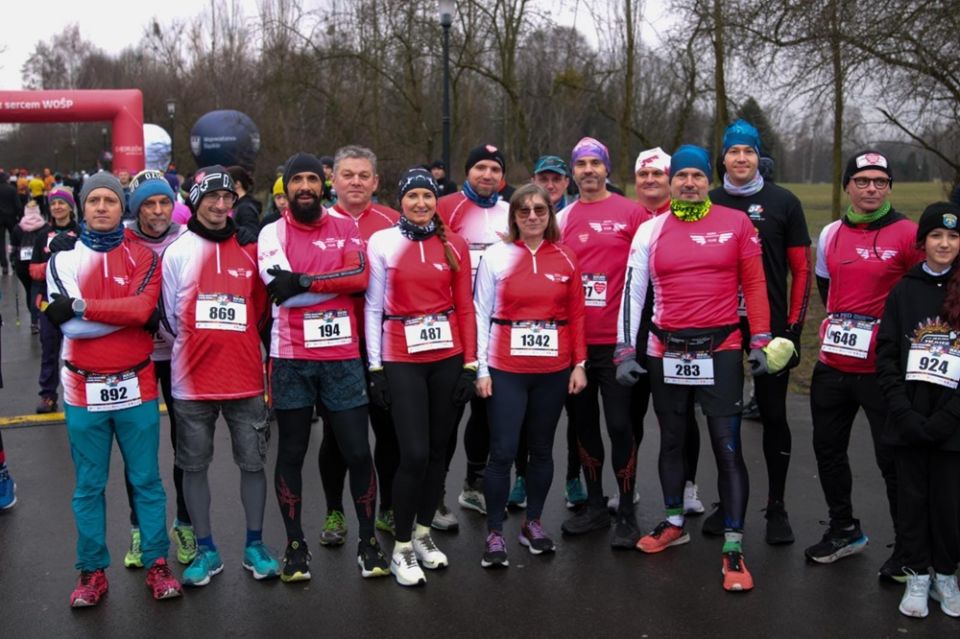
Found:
[876,201,960,619]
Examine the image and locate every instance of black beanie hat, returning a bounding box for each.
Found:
[398,168,439,200]
[464,144,506,174]
[842,149,893,189]
[187,165,236,210]
[283,153,326,191]
[917,202,960,243]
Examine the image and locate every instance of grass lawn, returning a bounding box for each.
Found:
[779,181,947,393]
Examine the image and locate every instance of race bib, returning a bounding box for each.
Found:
[195,294,247,332]
[821,316,875,359]
[19,247,33,261]
[906,342,960,389]
[85,371,142,412]
[303,310,352,348]
[663,351,715,386]
[404,314,453,353]
[736,288,747,318]
[509,321,558,357]
[582,273,607,307]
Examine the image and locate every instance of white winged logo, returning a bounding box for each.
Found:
[689,232,734,245]
[227,268,253,279]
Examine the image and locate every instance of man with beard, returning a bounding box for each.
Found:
[258,153,387,581]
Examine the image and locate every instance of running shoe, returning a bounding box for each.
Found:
[458,478,487,514]
[319,510,347,546]
[507,476,527,509]
[561,502,611,535]
[0,466,16,511]
[391,546,426,586]
[242,542,281,580]
[722,551,755,592]
[637,521,690,554]
[30,323,39,335]
[182,547,224,587]
[683,481,705,515]
[431,501,459,531]
[35,396,58,414]
[878,550,908,584]
[519,519,556,555]
[611,511,642,549]
[764,501,795,545]
[123,528,143,569]
[701,502,724,536]
[899,572,930,618]
[413,532,448,569]
[69,569,108,608]
[804,521,869,564]
[376,508,396,536]
[742,396,760,420]
[170,522,198,565]
[145,558,183,600]
[281,539,312,583]
[481,531,509,568]
[932,573,960,617]
[565,477,588,509]
[357,537,390,578]
[606,490,641,514]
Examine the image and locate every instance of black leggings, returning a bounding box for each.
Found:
[318,397,398,511]
[658,411,748,529]
[754,369,792,503]
[631,372,700,484]
[275,405,375,542]
[387,356,462,543]
[896,447,960,574]
[485,369,568,530]
[127,360,189,526]
[566,344,637,510]
[514,416,580,482]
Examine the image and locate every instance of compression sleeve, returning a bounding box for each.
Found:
[740,254,771,337]
[306,248,368,295]
[787,245,811,326]
[473,252,496,378]
[363,236,387,369]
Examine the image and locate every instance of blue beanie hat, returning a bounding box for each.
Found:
[722,119,761,156]
[670,145,711,179]
[128,170,176,217]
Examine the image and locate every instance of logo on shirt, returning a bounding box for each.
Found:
[854,247,898,261]
[578,233,589,243]
[312,238,347,250]
[689,232,733,245]
[747,204,765,221]
[433,263,449,271]
[588,221,628,234]
[112,275,129,286]
[227,268,253,279]
[544,273,571,283]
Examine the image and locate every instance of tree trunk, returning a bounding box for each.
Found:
[711,0,729,174]
[830,0,844,220]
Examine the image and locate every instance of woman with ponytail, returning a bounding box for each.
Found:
[876,201,960,619]
[364,168,477,587]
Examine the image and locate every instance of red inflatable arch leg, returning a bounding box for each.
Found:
[0,89,144,174]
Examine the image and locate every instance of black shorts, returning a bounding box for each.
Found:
[269,357,368,412]
[648,350,743,417]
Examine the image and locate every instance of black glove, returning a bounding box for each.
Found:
[924,410,960,445]
[236,225,259,246]
[144,308,161,333]
[783,322,803,370]
[368,369,391,410]
[44,293,76,326]
[895,408,933,445]
[48,233,78,253]
[266,267,309,304]
[452,367,478,406]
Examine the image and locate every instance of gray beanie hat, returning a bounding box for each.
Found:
[78,172,126,214]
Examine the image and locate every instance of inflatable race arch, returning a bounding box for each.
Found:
[0,89,145,173]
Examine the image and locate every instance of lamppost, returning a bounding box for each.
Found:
[439,0,454,175]
[101,126,108,171]
[165,98,177,168]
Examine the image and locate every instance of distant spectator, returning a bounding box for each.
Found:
[430,160,458,196]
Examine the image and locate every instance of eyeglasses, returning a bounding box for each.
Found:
[851,177,890,190]
[517,205,549,218]
[202,192,237,205]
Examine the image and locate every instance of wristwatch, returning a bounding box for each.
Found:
[298,274,314,289]
[72,298,87,318]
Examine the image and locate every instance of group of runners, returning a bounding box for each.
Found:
[1,119,958,619]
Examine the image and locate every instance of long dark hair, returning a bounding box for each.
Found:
[942,259,960,326]
[434,214,460,272]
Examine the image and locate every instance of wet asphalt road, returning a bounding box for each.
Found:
[0,273,954,639]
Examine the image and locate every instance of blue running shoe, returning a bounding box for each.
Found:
[508,476,527,509]
[564,477,587,509]
[0,466,16,511]
[243,542,281,580]
[182,547,224,586]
